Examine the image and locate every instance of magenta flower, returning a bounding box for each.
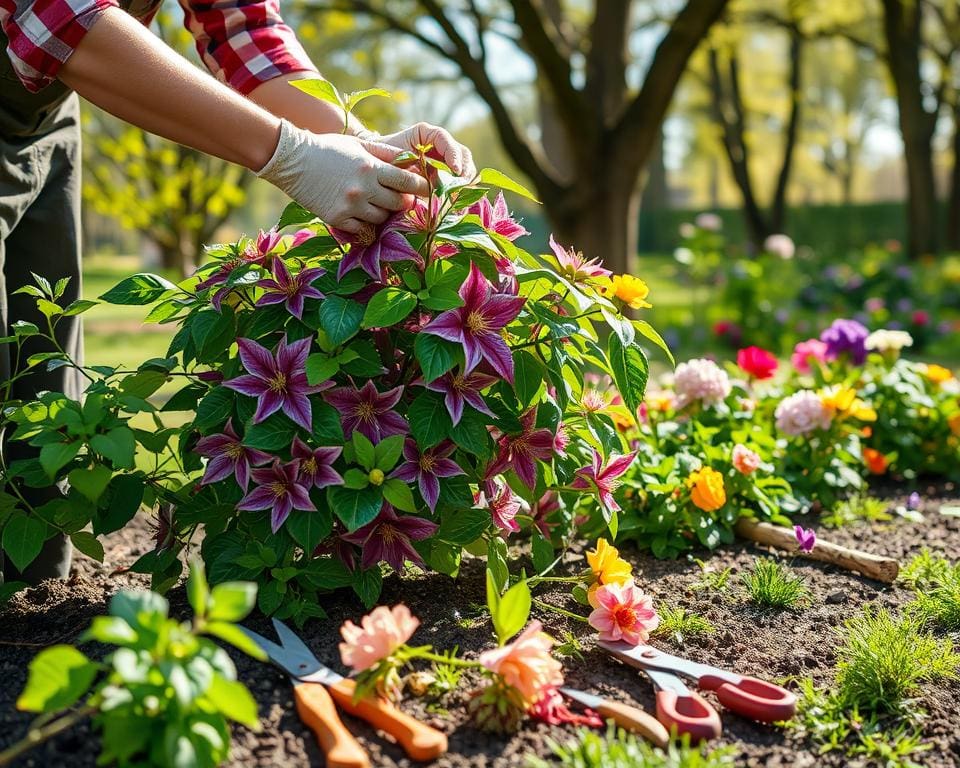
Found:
[468,192,528,241]
[570,449,637,514]
[238,458,316,533]
[794,525,816,553]
[487,405,555,490]
[389,439,463,512]
[255,258,325,319]
[422,263,525,382]
[323,380,408,443]
[483,479,522,533]
[291,436,344,489]
[342,503,438,571]
[332,213,420,280]
[223,336,331,431]
[548,235,611,282]
[421,369,498,425]
[530,491,561,538]
[194,418,272,490]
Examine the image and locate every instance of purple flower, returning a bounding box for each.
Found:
[570,449,636,514]
[486,405,555,490]
[223,336,331,431]
[291,436,344,489]
[255,258,325,320]
[467,192,529,241]
[421,369,498,425]
[422,263,525,382]
[907,492,922,511]
[548,235,611,283]
[794,525,816,553]
[389,439,463,512]
[331,214,420,280]
[323,380,408,443]
[238,458,316,533]
[820,319,869,365]
[482,478,522,533]
[341,503,438,571]
[194,418,272,490]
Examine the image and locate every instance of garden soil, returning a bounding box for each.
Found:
[2,484,959,767]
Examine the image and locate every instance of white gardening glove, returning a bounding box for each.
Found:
[360,121,477,178]
[257,120,429,233]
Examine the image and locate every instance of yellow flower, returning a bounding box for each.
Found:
[926,364,954,384]
[686,467,726,512]
[586,539,633,605]
[648,394,674,413]
[820,386,876,422]
[602,275,652,309]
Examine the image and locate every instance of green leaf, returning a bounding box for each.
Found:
[513,350,545,406]
[277,201,316,229]
[39,440,80,477]
[61,299,99,317]
[531,531,555,574]
[343,468,370,489]
[352,432,376,470]
[340,338,385,377]
[317,296,363,347]
[2,514,48,572]
[414,334,459,382]
[633,319,674,365]
[90,427,136,469]
[436,507,489,544]
[195,387,234,432]
[290,77,344,108]
[361,287,417,328]
[477,168,540,203]
[485,568,500,619]
[353,567,382,608]
[286,507,333,552]
[16,645,97,713]
[205,675,260,728]
[257,580,284,615]
[382,479,416,513]
[408,391,452,449]
[99,273,177,305]
[493,579,531,644]
[244,412,297,451]
[345,87,392,110]
[12,320,39,337]
[327,485,382,531]
[119,369,168,399]
[374,434,405,471]
[487,536,509,596]
[70,531,104,562]
[205,621,267,661]
[449,407,493,456]
[187,560,210,617]
[191,308,236,362]
[208,581,257,622]
[305,353,339,385]
[83,615,137,645]
[607,335,649,418]
[94,475,144,536]
[311,401,344,445]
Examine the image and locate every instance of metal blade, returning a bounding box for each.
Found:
[239,621,342,685]
[239,625,289,664]
[597,639,722,682]
[560,687,603,710]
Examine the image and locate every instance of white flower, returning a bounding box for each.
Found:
[865,329,914,353]
[775,391,832,436]
[694,212,722,232]
[673,358,731,408]
[763,234,795,260]
[674,247,694,265]
[678,223,696,239]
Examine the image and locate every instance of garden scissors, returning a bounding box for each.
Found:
[241,618,448,768]
[598,639,796,740]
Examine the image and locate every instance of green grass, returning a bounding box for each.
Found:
[691,559,733,592]
[741,558,809,609]
[527,728,736,768]
[653,605,715,645]
[901,551,960,631]
[821,495,892,529]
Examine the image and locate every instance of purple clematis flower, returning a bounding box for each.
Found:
[422,263,525,382]
[224,336,331,431]
[341,503,438,571]
[238,458,316,533]
[468,192,529,241]
[570,449,636,514]
[389,439,463,512]
[323,380,408,443]
[820,319,869,365]
[794,525,816,553]
[486,405,555,490]
[331,214,420,280]
[291,436,344,489]
[194,418,272,490]
[421,369,498,426]
[256,258,325,320]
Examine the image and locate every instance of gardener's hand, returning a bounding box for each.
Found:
[257,120,430,233]
[362,122,477,178]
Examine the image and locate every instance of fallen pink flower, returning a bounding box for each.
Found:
[588,581,659,646]
[339,604,419,673]
[479,620,563,705]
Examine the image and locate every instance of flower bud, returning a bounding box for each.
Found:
[368,468,385,485]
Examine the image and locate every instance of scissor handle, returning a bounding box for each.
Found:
[698,674,797,723]
[293,682,370,768]
[328,678,448,762]
[595,699,670,747]
[654,689,722,742]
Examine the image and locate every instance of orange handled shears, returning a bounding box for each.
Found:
[242,618,448,768]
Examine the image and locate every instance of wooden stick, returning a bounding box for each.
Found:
[734,519,900,584]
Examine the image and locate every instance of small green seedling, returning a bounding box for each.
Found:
[691,559,733,592]
[741,557,809,609]
[654,605,715,644]
[822,495,891,528]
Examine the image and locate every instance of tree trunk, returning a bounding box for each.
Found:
[769,27,803,234]
[947,105,960,251]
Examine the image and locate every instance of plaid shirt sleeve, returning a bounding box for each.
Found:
[0,0,119,92]
[179,1,317,95]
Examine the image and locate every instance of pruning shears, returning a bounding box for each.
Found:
[598,639,797,741]
[242,618,447,768]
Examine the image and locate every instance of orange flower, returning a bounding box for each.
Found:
[601,275,652,309]
[478,620,563,705]
[586,539,633,605]
[948,411,960,436]
[926,364,954,384]
[863,447,888,475]
[686,467,726,512]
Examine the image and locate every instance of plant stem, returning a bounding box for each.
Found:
[532,599,589,624]
[409,649,480,669]
[0,705,97,767]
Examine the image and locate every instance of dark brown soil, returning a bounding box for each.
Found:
[2,484,960,767]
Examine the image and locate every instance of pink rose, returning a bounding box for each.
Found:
[732,444,762,475]
[339,604,419,672]
[791,338,828,375]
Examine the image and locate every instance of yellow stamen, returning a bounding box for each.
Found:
[269,373,287,393]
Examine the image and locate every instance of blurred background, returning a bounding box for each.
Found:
[79,0,960,369]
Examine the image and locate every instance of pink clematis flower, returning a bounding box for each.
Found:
[422,263,525,382]
[482,478,523,533]
[548,235,611,283]
[237,458,315,533]
[794,525,816,553]
[332,214,420,280]
[530,491,561,538]
[339,604,419,673]
[323,380,408,443]
[588,581,660,646]
[291,436,344,489]
[479,620,563,705]
[255,258,325,320]
[341,503,438,571]
[194,418,272,490]
[487,405,555,490]
[570,449,636,514]
[468,192,529,241]
[224,336,331,431]
[389,439,463,512]
[421,369,498,425]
